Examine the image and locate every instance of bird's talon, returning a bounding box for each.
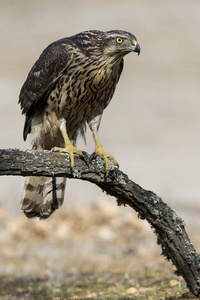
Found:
[82,151,90,159]
[51,145,84,172]
[89,152,97,164]
[80,151,90,167]
[89,146,118,174]
[70,165,75,174]
[105,169,110,179]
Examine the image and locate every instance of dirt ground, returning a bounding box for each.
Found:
[1,0,200,299]
[0,197,197,299]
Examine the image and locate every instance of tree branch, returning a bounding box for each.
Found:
[0,148,200,297]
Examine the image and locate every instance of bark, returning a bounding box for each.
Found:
[0,148,200,297]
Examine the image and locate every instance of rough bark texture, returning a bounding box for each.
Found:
[0,148,200,297]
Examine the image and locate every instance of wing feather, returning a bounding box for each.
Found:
[19,40,73,139]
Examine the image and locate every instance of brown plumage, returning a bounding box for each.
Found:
[19,30,140,219]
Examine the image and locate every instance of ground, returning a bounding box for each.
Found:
[0,195,198,299]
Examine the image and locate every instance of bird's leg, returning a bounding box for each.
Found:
[52,119,84,169]
[91,129,119,171]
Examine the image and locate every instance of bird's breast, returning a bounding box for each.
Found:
[46,60,121,132]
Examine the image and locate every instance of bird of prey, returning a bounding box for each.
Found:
[19,30,140,219]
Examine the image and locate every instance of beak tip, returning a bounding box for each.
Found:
[132,43,141,56]
[136,44,141,56]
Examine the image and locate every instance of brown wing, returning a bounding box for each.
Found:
[19,39,73,140]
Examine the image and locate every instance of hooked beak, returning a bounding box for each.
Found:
[132,43,141,56]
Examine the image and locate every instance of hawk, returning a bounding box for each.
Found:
[19,30,140,219]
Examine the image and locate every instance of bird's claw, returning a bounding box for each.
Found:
[52,145,87,173]
[70,165,75,174]
[89,152,96,164]
[89,149,119,178]
[82,151,90,158]
[81,151,90,167]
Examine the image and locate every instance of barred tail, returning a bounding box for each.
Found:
[21,176,66,219]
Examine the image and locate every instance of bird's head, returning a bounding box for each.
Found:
[99,30,140,59]
[73,30,140,61]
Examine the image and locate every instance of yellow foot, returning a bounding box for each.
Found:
[52,145,84,169]
[90,145,119,171]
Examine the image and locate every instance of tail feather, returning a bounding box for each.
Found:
[21,112,69,219]
[21,176,66,219]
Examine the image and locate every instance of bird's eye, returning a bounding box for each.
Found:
[116,37,123,44]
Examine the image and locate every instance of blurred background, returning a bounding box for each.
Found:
[0,0,200,297]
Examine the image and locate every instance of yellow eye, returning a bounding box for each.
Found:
[116,37,123,44]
